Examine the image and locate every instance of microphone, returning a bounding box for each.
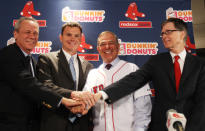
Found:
[166,109,187,131]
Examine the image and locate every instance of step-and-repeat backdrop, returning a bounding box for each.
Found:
[0,0,195,69]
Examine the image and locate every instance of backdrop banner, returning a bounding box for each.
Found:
[0,0,195,69]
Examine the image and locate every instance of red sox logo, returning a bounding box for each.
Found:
[79,34,93,53]
[20,1,40,17]
[125,2,145,21]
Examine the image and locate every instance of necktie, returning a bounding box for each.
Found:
[105,64,112,70]
[68,56,77,123]
[69,56,76,86]
[25,56,34,77]
[174,55,181,93]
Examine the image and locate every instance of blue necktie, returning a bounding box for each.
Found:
[69,56,76,87]
[69,56,77,123]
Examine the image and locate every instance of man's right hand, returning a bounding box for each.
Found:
[71,91,96,107]
[61,97,85,112]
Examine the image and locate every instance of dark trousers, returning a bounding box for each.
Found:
[0,113,39,131]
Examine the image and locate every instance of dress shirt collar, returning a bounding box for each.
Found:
[20,48,30,57]
[170,49,186,62]
[62,49,77,62]
[103,57,120,69]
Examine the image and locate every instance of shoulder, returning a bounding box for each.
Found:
[39,50,60,58]
[187,53,205,66]
[120,60,139,70]
[0,44,23,61]
[88,64,103,75]
[79,56,93,68]
[146,52,170,64]
[151,52,170,59]
[38,50,60,62]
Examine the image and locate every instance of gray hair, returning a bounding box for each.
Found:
[14,17,39,32]
[97,31,119,45]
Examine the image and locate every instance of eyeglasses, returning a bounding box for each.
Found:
[160,30,181,37]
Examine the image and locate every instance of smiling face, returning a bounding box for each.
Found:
[60,26,82,55]
[161,22,185,53]
[97,32,119,63]
[14,20,39,54]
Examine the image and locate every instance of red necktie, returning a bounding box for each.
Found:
[174,55,181,93]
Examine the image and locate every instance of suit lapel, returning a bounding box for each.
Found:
[58,50,74,81]
[13,43,28,68]
[164,53,176,89]
[77,56,86,91]
[31,56,37,75]
[178,53,194,94]
[159,53,177,95]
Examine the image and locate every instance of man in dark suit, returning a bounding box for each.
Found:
[94,18,205,131]
[36,22,94,131]
[0,17,88,131]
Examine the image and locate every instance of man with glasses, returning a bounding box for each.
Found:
[94,18,205,131]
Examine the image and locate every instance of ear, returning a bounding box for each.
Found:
[59,34,62,43]
[97,45,100,53]
[180,31,186,40]
[13,31,18,39]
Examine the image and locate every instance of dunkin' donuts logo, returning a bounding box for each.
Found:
[118,39,158,55]
[62,7,105,23]
[166,7,192,22]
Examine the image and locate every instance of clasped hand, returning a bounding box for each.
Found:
[62,91,102,115]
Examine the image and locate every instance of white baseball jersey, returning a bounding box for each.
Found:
[84,58,152,131]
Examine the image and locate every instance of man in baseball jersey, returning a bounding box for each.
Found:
[83,31,152,131]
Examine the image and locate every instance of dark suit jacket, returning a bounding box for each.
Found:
[104,52,205,131]
[0,43,62,131]
[36,49,93,131]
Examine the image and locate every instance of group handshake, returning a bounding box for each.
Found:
[61,91,102,115]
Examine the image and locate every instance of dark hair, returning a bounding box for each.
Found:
[61,22,82,35]
[161,18,188,41]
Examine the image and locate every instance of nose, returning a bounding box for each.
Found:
[105,44,111,49]
[161,33,167,39]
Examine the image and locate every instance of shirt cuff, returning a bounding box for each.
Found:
[99,91,108,100]
[57,98,62,107]
[135,127,147,131]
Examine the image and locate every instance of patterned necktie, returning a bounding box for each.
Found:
[174,55,181,93]
[105,64,112,70]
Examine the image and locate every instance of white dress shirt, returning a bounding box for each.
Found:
[62,49,79,90]
[170,49,187,73]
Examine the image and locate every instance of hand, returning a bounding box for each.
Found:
[80,92,103,115]
[69,104,89,115]
[69,104,85,114]
[94,92,102,102]
[61,97,85,109]
[71,91,96,107]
